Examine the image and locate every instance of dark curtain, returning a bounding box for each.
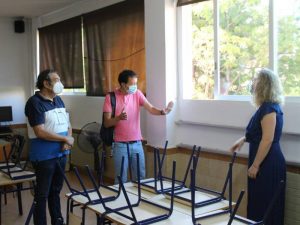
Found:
[177,0,210,7]
[39,17,84,88]
[83,0,145,96]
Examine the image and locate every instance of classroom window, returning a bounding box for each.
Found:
[181,1,214,99]
[219,0,269,96]
[277,0,300,96]
[179,0,300,100]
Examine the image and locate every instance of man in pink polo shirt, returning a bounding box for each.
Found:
[103,69,173,183]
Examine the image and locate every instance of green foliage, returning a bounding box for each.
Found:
[278,9,300,96]
[191,0,300,99]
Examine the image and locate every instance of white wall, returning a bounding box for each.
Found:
[0,18,32,124]
[144,0,178,148]
[35,0,125,27]
[177,100,300,165]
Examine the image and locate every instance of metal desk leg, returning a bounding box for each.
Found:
[3,187,7,205]
[25,181,36,225]
[16,183,23,215]
[25,201,35,225]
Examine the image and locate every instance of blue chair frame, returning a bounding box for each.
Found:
[87,153,177,225]
[167,152,237,209]
[138,142,201,194]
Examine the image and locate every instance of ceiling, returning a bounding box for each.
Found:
[0,0,84,18]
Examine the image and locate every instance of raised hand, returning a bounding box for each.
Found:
[161,101,174,115]
[118,107,127,120]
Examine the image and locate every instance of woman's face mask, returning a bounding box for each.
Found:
[248,81,254,94]
[248,78,257,95]
[127,84,137,94]
[53,81,64,94]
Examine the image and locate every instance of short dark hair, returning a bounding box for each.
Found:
[118,70,137,85]
[36,69,57,90]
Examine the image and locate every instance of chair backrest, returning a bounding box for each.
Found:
[9,134,25,165]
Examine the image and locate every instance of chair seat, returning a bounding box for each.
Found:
[2,167,35,180]
[1,166,23,173]
[66,187,118,204]
[0,162,15,169]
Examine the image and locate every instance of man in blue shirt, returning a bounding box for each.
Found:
[25,69,74,225]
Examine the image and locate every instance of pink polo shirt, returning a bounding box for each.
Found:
[103,89,147,142]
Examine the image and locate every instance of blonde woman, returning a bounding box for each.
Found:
[230,68,286,225]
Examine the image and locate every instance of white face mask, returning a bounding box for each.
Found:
[248,80,254,94]
[53,81,64,94]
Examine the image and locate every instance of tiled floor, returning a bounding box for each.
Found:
[1,171,104,225]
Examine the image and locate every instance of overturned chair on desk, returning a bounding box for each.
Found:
[0,134,26,170]
[136,141,201,194]
[165,151,237,209]
[140,142,238,211]
[25,149,118,225]
[1,144,35,180]
[0,134,26,205]
[92,154,176,225]
[62,150,123,225]
[0,136,35,225]
[191,159,285,225]
[190,160,245,225]
[59,152,176,225]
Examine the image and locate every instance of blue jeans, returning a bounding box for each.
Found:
[112,141,146,184]
[31,156,67,225]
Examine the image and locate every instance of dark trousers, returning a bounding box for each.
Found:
[32,156,66,225]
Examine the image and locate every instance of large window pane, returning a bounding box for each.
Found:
[192,1,214,99]
[180,0,300,100]
[182,1,214,100]
[219,0,269,96]
[278,0,300,96]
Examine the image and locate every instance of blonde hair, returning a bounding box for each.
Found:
[253,68,284,106]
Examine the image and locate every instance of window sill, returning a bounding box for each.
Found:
[176,119,300,136]
[61,92,86,96]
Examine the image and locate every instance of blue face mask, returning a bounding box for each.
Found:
[127,85,137,94]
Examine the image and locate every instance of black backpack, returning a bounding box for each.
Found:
[100,92,116,146]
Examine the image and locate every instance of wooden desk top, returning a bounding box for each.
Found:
[195,210,256,225]
[87,190,186,225]
[89,203,193,225]
[66,182,251,225]
[112,182,231,216]
[71,183,232,225]
[0,171,35,186]
[112,182,159,200]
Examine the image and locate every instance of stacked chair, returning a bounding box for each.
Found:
[190,155,285,225]
[137,141,201,194]
[0,134,35,225]
[165,152,237,208]
[23,139,285,225]
[60,146,177,225]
